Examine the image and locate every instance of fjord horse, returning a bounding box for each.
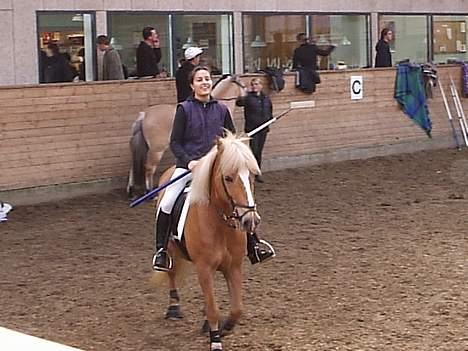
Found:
[156,132,261,351]
[127,75,247,198]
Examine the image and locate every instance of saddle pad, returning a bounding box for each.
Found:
[170,187,191,242]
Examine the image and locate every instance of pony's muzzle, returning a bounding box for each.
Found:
[240,210,261,233]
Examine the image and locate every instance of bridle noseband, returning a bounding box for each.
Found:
[218,174,257,229]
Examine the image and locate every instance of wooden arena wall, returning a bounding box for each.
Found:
[0,66,464,201]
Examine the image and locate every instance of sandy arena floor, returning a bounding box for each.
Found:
[1,148,467,351]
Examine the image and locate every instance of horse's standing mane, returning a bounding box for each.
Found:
[190,132,260,205]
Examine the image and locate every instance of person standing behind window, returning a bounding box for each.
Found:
[236,78,273,183]
[293,33,335,93]
[292,33,335,70]
[43,43,75,83]
[97,35,124,80]
[175,46,203,102]
[375,28,393,68]
[136,26,161,78]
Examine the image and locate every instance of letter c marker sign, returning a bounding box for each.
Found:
[350,76,363,100]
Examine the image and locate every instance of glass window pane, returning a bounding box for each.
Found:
[379,15,428,64]
[38,12,94,83]
[173,14,233,75]
[108,13,170,77]
[311,14,369,69]
[433,15,468,64]
[243,14,306,72]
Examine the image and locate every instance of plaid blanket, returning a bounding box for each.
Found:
[394,63,432,137]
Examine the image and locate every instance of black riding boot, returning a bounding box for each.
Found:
[152,211,172,272]
[247,232,275,264]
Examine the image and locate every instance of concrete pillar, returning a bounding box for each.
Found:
[233,11,244,74]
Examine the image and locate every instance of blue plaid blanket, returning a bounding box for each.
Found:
[394,63,432,137]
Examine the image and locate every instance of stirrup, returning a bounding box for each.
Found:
[152,248,173,272]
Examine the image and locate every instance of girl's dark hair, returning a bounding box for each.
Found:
[188,65,211,84]
[380,28,391,40]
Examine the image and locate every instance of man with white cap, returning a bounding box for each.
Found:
[175,46,203,102]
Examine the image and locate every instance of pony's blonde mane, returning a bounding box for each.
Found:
[190,132,260,205]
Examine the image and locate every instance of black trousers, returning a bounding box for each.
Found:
[249,130,268,168]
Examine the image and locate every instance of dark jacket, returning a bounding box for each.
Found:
[236,92,273,133]
[375,40,392,67]
[170,97,236,169]
[175,60,195,102]
[136,41,161,77]
[43,54,75,83]
[293,43,334,70]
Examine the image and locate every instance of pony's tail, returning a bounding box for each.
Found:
[130,112,148,189]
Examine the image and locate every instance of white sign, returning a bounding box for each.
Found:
[350,76,363,100]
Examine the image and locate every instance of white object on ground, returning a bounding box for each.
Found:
[0,202,12,222]
[0,327,84,351]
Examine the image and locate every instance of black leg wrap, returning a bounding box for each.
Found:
[210,329,223,351]
[209,330,221,343]
[169,289,180,303]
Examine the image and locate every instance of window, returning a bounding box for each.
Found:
[172,14,233,75]
[108,13,170,77]
[379,15,429,64]
[433,15,468,64]
[243,14,307,72]
[37,12,95,83]
[311,14,369,69]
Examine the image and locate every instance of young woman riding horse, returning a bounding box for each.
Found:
[158,132,268,350]
[152,66,275,272]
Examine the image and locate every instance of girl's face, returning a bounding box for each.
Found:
[250,80,263,93]
[191,69,212,100]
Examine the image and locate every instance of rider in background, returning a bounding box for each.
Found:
[236,77,273,183]
[152,66,275,271]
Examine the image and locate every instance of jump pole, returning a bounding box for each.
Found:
[129,100,315,208]
[449,76,468,145]
[438,77,461,149]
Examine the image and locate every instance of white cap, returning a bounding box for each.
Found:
[184,47,203,60]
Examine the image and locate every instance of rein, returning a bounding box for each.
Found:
[218,174,257,229]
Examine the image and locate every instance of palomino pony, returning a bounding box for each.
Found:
[156,132,261,351]
[127,75,247,198]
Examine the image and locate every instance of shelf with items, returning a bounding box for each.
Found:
[434,20,467,54]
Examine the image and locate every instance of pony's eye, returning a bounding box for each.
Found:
[224,175,234,183]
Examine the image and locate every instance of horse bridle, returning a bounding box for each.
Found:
[214,76,247,102]
[218,174,257,229]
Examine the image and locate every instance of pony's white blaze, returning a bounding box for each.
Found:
[239,168,254,206]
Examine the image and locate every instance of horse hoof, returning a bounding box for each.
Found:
[165,305,183,320]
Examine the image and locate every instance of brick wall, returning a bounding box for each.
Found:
[0,66,464,195]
